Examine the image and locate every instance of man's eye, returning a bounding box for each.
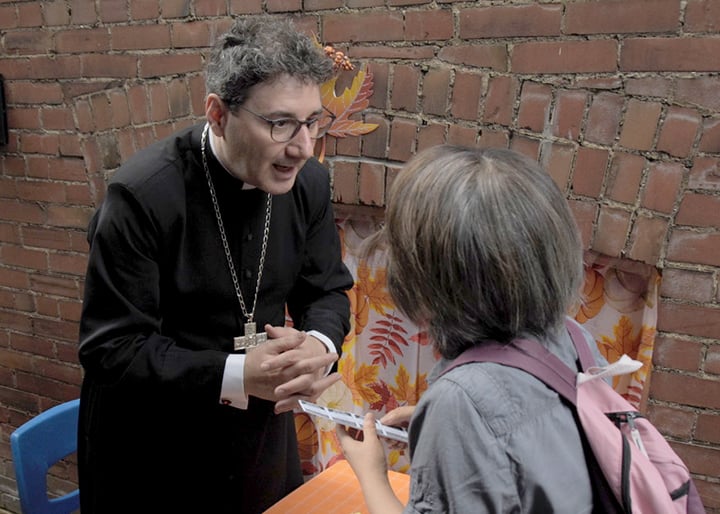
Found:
[272,119,294,129]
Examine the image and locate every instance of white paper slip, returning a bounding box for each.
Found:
[298,399,409,444]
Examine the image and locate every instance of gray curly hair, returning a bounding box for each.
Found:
[205,16,334,107]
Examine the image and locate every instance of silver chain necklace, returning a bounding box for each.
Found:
[201,123,272,351]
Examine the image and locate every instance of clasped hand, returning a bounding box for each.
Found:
[244,325,340,413]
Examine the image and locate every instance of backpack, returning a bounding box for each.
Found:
[441,318,706,514]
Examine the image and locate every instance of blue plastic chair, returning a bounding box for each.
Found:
[10,399,81,514]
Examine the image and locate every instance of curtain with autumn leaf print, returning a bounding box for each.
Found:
[294,216,661,478]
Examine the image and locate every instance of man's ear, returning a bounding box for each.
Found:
[205,94,227,137]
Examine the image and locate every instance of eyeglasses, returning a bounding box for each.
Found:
[233,105,336,143]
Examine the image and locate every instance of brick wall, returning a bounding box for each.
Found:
[0,0,719,511]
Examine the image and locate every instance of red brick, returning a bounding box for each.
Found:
[441,41,507,71]
[676,76,720,112]
[585,93,625,144]
[658,301,720,339]
[266,0,302,12]
[619,99,662,151]
[627,214,668,265]
[55,28,111,53]
[42,107,74,131]
[447,124,478,147]
[304,0,343,8]
[360,114,388,159]
[422,67,452,116]
[517,82,552,132]
[656,106,702,158]
[416,123,446,153]
[129,0,161,20]
[676,192,720,228]
[4,30,54,55]
[389,0,431,5]
[171,21,212,48]
[350,45,435,61]
[1,245,48,271]
[607,152,645,204]
[685,0,720,32]
[572,146,609,198]
[99,0,128,22]
[405,10,453,41]
[509,136,540,161]
[111,24,171,51]
[17,2,43,27]
[542,142,575,192]
[593,206,630,258]
[660,268,714,304]
[621,37,720,72]
[30,55,82,80]
[358,162,385,207]
[482,75,517,126]
[695,478,720,510]
[229,0,263,13]
[652,333,704,371]
[708,345,720,375]
[0,6,17,29]
[565,0,679,34]
[139,54,203,78]
[641,161,684,214]
[335,133,361,158]
[552,90,586,141]
[195,0,228,16]
[646,404,695,439]
[90,94,114,131]
[391,65,420,112]
[20,133,60,155]
[667,230,720,267]
[323,13,404,43]
[625,76,673,98]
[332,161,358,204]
[696,414,720,444]
[459,5,562,39]
[47,205,93,229]
[69,0,97,24]
[512,40,617,73]
[8,81,64,104]
[81,54,137,79]
[388,119,416,162]
[477,128,509,149]
[367,63,390,109]
[451,71,483,121]
[699,116,720,153]
[688,157,720,191]
[651,370,720,410]
[670,441,720,477]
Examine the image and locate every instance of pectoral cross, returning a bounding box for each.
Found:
[233,322,268,351]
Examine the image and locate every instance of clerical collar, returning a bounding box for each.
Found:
[205,123,256,191]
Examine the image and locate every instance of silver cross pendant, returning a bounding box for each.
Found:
[233,322,268,351]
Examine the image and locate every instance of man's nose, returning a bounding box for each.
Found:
[286,124,314,159]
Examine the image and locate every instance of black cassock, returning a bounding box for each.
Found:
[78,123,353,514]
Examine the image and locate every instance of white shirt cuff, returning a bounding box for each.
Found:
[307,330,338,376]
[220,354,248,410]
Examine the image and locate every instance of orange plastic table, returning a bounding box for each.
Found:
[264,460,410,513]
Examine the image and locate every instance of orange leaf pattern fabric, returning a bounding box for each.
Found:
[295,222,660,478]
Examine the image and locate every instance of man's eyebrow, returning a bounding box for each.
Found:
[264,108,324,119]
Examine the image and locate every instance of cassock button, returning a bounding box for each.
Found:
[243,269,252,279]
[221,398,232,406]
[246,233,253,241]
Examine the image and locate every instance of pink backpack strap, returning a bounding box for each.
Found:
[441,319,597,406]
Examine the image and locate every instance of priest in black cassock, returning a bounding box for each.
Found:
[77,15,353,514]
